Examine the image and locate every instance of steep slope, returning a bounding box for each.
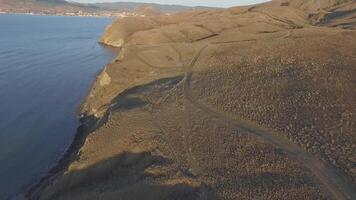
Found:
[277,0,353,10]
[28,1,356,200]
[276,0,356,28]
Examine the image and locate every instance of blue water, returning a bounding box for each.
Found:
[0,14,117,199]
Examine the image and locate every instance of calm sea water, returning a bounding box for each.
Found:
[0,14,117,199]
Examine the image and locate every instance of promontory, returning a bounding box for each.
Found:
[28,0,356,199]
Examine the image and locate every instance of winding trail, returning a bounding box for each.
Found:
[130,35,356,199]
[181,45,356,200]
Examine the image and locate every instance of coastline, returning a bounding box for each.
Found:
[25,50,123,198]
[25,114,98,199]
[0,12,114,18]
[24,45,120,199]
[0,15,121,199]
[0,10,151,18]
[23,1,356,199]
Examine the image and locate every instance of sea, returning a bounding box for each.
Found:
[0,14,117,199]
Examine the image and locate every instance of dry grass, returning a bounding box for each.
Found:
[30,1,356,200]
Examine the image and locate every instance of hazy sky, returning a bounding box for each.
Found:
[72,0,270,8]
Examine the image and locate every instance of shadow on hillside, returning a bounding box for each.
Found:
[111,75,183,112]
[42,151,215,200]
[95,75,184,129]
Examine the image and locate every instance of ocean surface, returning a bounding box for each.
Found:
[0,14,117,199]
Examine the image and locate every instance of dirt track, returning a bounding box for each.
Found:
[125,35,356,199]
[180,44,356,200]
[128,38,356,199]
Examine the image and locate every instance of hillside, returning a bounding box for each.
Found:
[28,0,356,200]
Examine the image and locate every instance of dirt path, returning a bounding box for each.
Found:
[130,37,355,199]
[181,44,356,200]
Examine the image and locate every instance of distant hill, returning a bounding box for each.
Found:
[93,2,211,13]
[0,0,205,16]
[0,0,70,6]
[33,0,68,4]
[0,0,95,14]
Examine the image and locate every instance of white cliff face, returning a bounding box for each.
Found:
[99,69,111,87]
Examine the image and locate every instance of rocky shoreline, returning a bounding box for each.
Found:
[25,115,97,199]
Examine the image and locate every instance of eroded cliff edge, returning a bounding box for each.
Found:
[30,0,356,199]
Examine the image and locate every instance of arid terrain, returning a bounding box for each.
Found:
[28,0,356,199]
